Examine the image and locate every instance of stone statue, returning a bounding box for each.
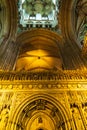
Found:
[72,107,84,129]
[0,108,9,130]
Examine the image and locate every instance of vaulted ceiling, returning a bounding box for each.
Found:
[0,0,87,71]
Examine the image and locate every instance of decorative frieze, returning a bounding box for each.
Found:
[0,70,87,81]
[0,82,87,90]
[0,70,87,90]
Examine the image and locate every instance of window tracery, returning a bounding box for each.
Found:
[17,0,59,31]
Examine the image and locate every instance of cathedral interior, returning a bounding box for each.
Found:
[0,0,87,130]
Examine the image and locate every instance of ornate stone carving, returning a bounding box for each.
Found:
[0,70,87,91]
[38,116,43,123]
[72,107,84,129]
[0,70,87,81]
[0,107,9,130]
[83,106,87,123]
[0,93,14,130]
[51,107,58,117]
[35,99,47,110]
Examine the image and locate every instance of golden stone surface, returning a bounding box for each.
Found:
[0,0,87,130]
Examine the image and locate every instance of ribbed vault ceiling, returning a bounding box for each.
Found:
[15,29,62,71]
[0,0,87,71]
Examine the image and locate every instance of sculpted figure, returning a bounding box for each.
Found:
[72,107,84,129]
[0,108,9,130]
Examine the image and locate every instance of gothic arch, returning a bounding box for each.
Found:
[59,0,87,69]
[0,0,17,51]
[60,0,77,44]
[15,29,63,71]
[9,94,73,130]
[0,0,18,70]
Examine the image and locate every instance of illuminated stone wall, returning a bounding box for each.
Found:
[0,0,87,130]
[0,70,87,130]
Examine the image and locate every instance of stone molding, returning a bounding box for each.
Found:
[0,70,87,90]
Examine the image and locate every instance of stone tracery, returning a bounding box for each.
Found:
[18,0,59,30]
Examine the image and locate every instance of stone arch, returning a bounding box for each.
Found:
[15,29,63,71]
[0,0,17,50]
[0,0,18,70]
[60,0,78,44]
[26,111,55,130]
[59,0,86,69]
[9,94,73,130]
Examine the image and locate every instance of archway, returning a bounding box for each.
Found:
[9,94,73,130]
